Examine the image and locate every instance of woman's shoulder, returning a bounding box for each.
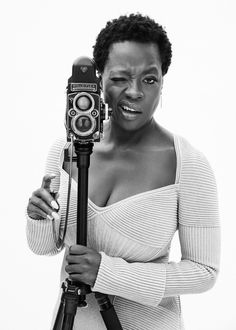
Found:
[46,136,70,167]
[156,126,206,162]
[49,136,69,150]
[174,134,215,184]
[174,134,208,162]
[47,136,70,156]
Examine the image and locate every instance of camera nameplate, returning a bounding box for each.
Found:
[71,83,97,92]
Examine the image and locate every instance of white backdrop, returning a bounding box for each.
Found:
[2,0,236,329]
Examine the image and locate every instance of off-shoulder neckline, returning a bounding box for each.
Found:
[60,134,181,210]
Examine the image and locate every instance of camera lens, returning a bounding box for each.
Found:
[75,115,92,133]
[76,96,92,110]
[73,92,94,111]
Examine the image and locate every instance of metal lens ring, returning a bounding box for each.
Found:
[73,92,95,112]
[91,109,99,118]
[68,109,77,117]
[71,114,96,136]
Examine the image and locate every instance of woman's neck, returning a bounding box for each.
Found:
[103,118,161,150]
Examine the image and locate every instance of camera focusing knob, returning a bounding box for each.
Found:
[93,132,100,140]
[101,103,110,120]
[108,107,112,117]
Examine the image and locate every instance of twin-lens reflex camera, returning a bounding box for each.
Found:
[65,57,111,143]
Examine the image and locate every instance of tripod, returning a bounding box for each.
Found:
[53,140,123,330]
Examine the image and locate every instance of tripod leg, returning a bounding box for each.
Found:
[61,295,78,330]
[100,308,123,330]
[62,315,74,330]
[95,292,123,329]
[53,294,65,330]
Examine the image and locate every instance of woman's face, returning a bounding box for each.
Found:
[102,41,163,131]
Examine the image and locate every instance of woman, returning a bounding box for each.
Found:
[26,14,220,330]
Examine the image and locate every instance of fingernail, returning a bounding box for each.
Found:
[51,200,59,210]
[47,214,54,221]
[52,211,60,221]
[50,173,56,177]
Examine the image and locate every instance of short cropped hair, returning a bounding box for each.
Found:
[93,13,172,76]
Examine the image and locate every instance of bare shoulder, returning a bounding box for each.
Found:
[155,124,175,149]
[150,125,177,183]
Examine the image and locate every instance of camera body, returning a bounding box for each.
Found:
[65,57,109,143]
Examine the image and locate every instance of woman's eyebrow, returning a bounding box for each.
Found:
[109,70,129,75]
[109,66,160,76]
[142,66,160,74]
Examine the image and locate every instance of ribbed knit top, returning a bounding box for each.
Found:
[26,134,220,330]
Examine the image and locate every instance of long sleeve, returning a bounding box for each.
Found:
[92,137,220,307]
[26,137,67,255]
[164,142,220,296]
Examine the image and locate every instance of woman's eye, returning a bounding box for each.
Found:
[110,77,127,82]
[143,77,158,84]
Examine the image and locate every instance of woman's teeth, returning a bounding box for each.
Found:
[119,105,141,120]
[122,105,140,113]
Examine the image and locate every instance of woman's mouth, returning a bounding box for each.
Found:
[119,104,142,120]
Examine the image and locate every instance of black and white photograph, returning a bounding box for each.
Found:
[3,0,236,329]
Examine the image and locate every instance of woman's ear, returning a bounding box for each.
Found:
[100,80,103,91]
[99,74,103,91]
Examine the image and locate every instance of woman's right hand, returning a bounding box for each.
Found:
[27,174,60,220]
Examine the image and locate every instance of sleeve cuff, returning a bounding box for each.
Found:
[92,252,166,307]
[26,210,60,255]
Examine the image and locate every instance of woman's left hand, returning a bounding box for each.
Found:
[65,245,101,287]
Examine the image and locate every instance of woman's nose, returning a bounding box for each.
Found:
[124,81,144,100]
